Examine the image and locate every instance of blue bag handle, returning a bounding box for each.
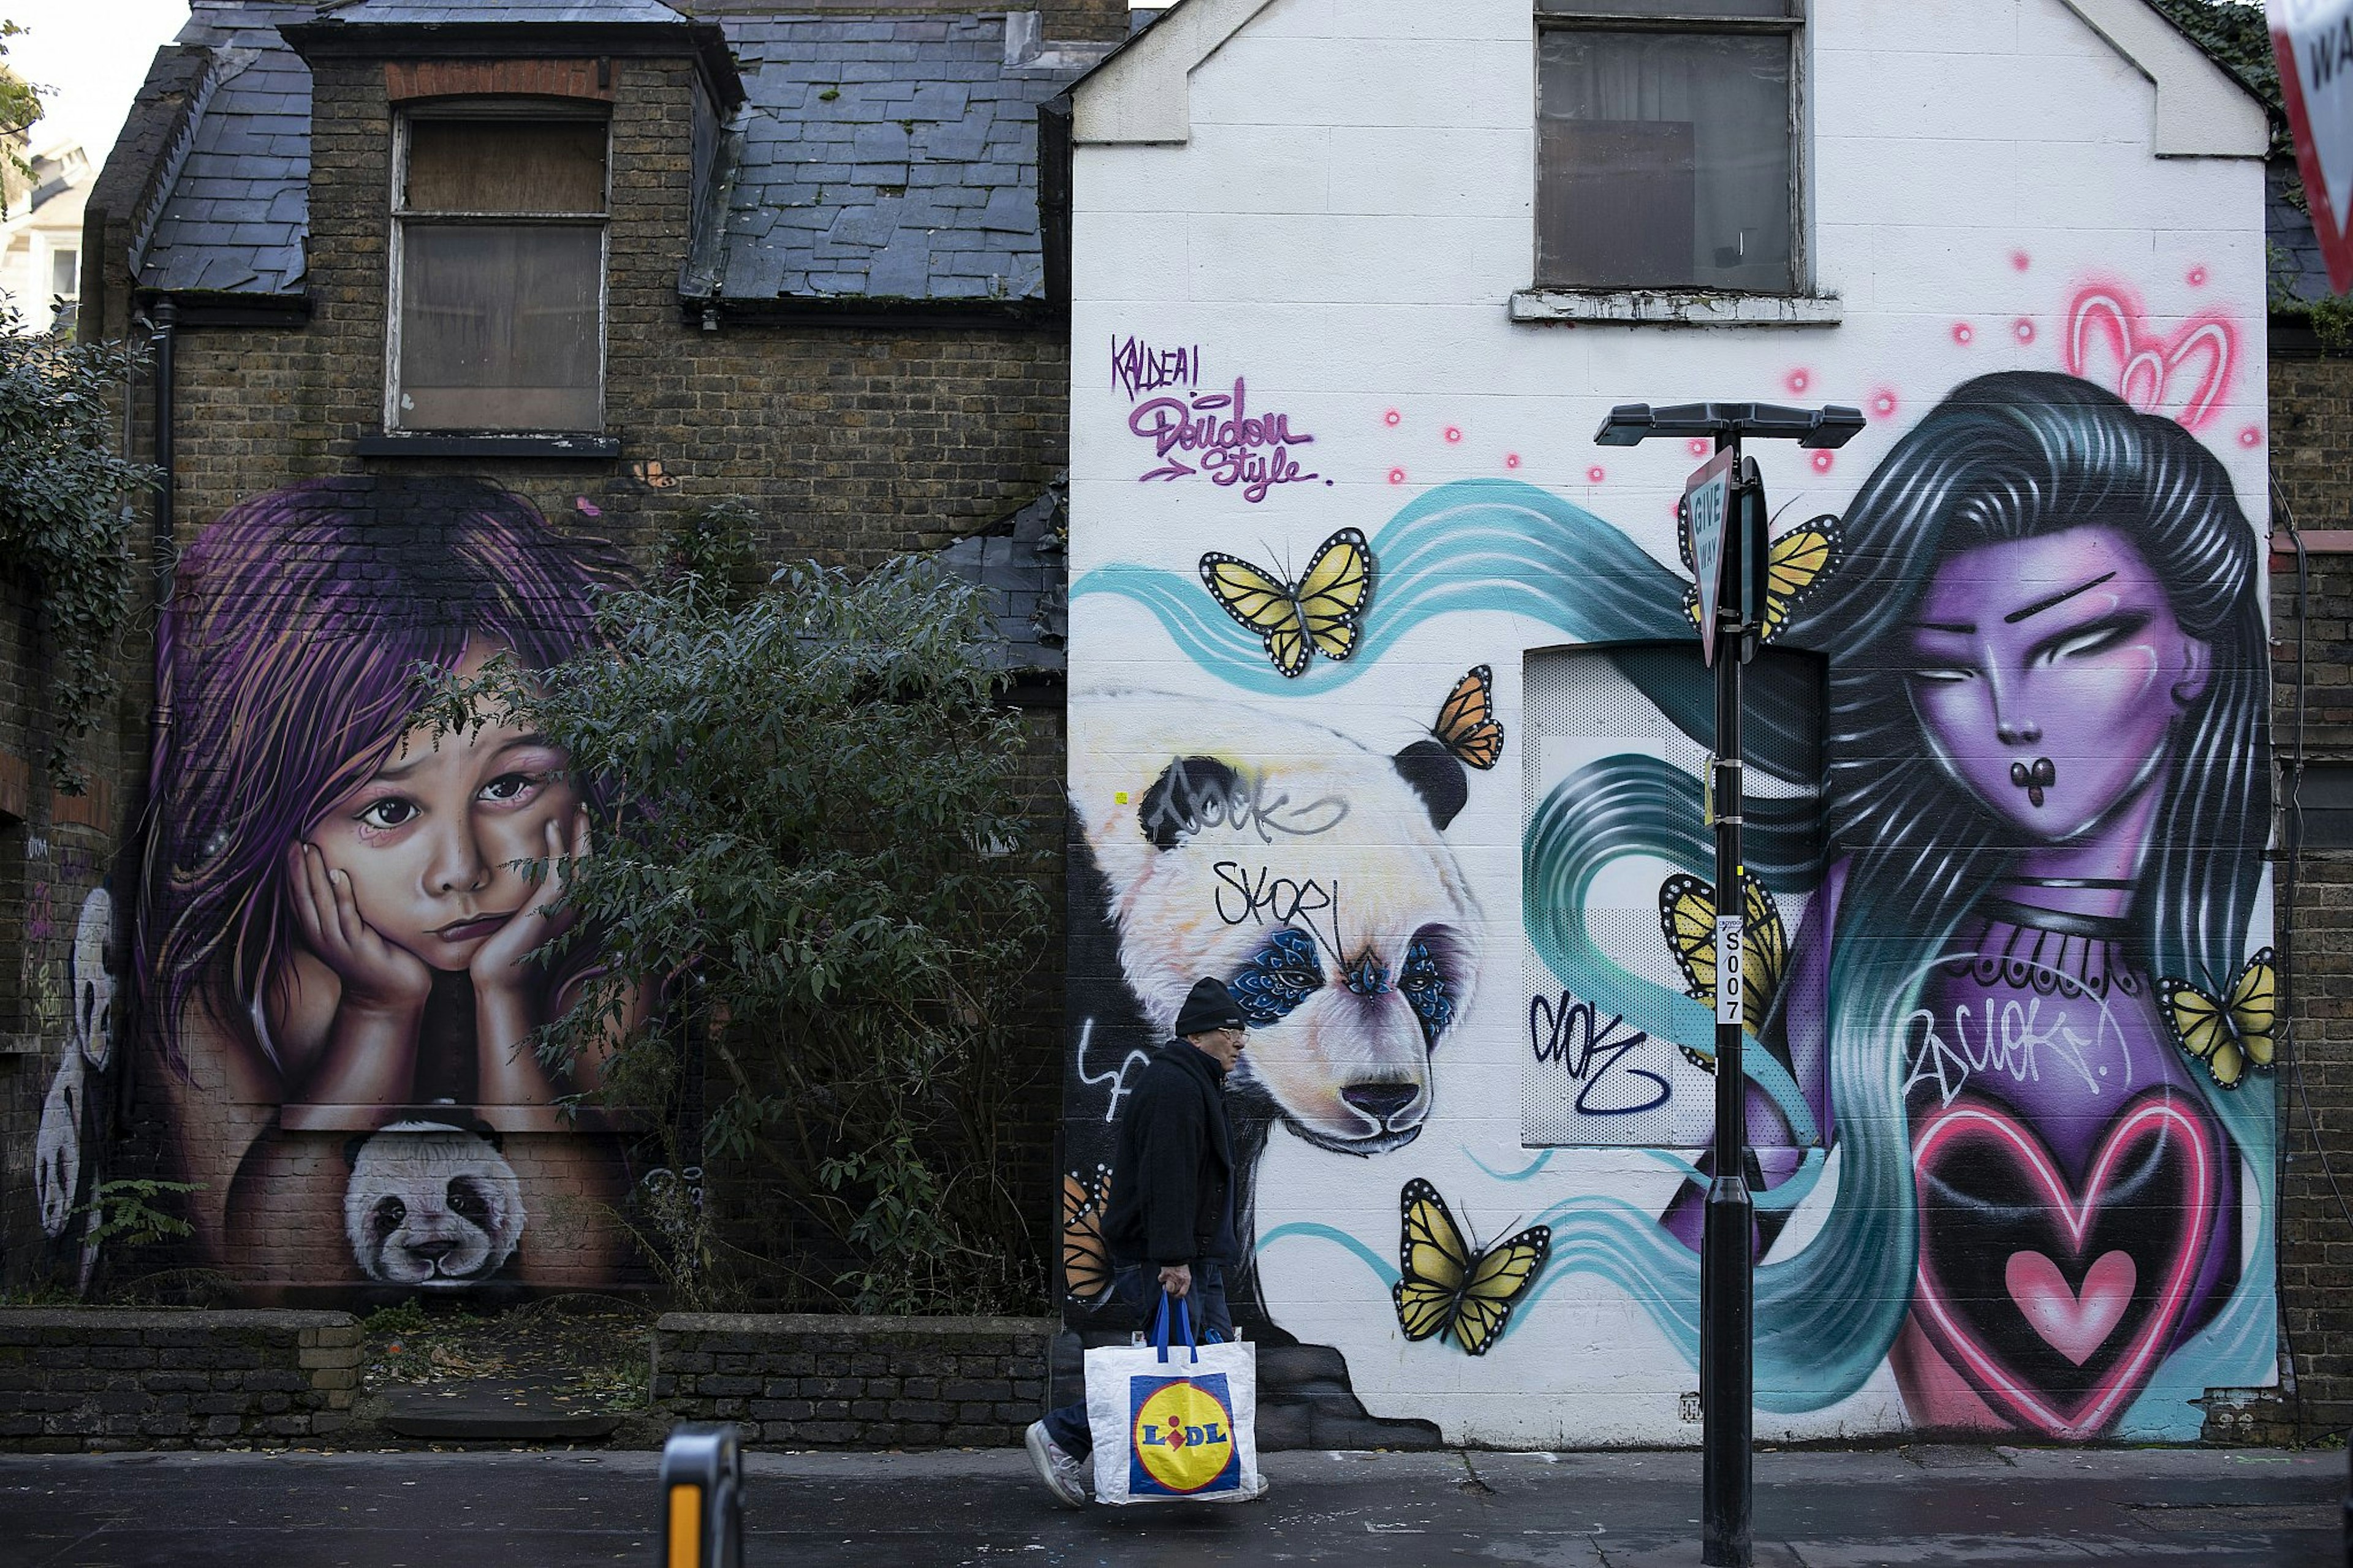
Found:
[1151,1292,1200,1365]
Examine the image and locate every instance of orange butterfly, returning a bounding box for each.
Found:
[1431,665,1504,770]
[1061,1166,1115,1303]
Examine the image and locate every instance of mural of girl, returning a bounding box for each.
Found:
[140,476,646,1290]
[1556,371,2271,1437]
[1790,370,2268,1433]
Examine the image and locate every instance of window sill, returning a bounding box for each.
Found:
[1510,289,1843,328]
[356,432,621,458]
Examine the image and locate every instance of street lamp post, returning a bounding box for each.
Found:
[1592,400,1863,1568]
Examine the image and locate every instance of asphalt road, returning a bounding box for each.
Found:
[1,1444,2341,1567]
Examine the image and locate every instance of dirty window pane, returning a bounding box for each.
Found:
[398,224,601,430]
[405,119,607,214]
[48,247,78,300]
[1537,29,1794,291]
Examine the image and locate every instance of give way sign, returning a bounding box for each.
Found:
[1683,447,1736,668]
[2275,1,2353,294]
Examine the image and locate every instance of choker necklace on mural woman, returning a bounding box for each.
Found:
[2008,756,2056,806]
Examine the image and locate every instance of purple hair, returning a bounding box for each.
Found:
[140,476,633,1078]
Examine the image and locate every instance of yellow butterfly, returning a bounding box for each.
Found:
[1392,1178,1550,1357]
[1198,528,1375,678]
[1431,664,1505,771]
[1677,510,1844,644]
[2159,949,2276,1091]
[1061,1165,1116,1303]
[631,459,680,489]
[1658,870,1790,1073]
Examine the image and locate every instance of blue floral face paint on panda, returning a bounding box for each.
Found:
[1399,936,1457,1045]
[1230,926,1322,1024]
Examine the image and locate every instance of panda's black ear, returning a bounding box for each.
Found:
[342,1135,371,1169]
[1392,741,1468,831]
[1138,756,1241,850]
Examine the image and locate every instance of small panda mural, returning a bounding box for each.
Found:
[1064,687,1483,1338]
[344,1121,528,1287]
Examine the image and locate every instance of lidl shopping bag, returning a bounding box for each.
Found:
[1085,1297,1261,1506]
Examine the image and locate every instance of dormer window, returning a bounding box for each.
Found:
[389,110,608,433]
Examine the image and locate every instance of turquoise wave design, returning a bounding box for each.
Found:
[1070,479,1692,696]
[1255,1221,1401,1289]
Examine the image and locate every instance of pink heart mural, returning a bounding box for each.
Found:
[2004,1249,2135,1368]
[2063,281,2237,433]
[1910,1097,2215,1437]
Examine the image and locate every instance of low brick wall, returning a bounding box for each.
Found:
[652,1314,1055,1449]
[0,1309,362,1451]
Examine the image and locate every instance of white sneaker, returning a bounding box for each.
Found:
[1025,1420,1089,1508]
[1237,1470,1273,1502]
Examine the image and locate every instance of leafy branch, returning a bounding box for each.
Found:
[421,506,1050,1314]
[0,302,160,788]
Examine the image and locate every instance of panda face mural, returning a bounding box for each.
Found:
[1072,692,1479,1154]
[344,1122,527,1286]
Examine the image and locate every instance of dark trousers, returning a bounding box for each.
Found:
[1041,1261,1231,1458]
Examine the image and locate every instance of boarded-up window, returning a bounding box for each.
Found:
[393,115,607,432]
[1536,2,1800,292]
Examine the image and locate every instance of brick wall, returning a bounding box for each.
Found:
[652,1312,1053,1447]
[0,1308,361,1450]
[2268,341,2353,1442]
[164,51,1072,572]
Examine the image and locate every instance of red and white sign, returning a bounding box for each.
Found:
[1683,447,1736,667]
[2274,1,2353,294]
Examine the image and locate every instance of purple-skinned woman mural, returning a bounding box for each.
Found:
[1639,371,2270,1436]
[139,477,649,1292]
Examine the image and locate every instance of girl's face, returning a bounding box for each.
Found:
[305,640,579,971]
[1907,525,2210,844]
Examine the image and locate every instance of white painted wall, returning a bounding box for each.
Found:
[1064,0,2273,1447]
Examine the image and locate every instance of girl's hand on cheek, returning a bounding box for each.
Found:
[469,809,587,997]
[287,843,431,1017]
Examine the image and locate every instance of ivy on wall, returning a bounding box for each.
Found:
[0,304,158,787]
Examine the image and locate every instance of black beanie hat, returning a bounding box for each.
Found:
[1173,976,1246,1036]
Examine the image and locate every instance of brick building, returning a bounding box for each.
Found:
[2,0,1126,1304]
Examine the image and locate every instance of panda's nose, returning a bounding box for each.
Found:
[1342,1081,1420,1128]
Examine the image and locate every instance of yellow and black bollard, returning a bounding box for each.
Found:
[659,1423,745,1568]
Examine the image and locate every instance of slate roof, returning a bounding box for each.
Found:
[686,14,1093,305]
[2270,160,2334,308]
[936,473,1067,674]
[127,2,1100,305]
[138,2,317,295]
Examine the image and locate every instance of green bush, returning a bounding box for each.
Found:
[424,509,1049,1314]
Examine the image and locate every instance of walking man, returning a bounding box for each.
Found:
[1025,975,1256,1507]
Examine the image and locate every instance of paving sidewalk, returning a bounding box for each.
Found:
[1,1444,2341,1567]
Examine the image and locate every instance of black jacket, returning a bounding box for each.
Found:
[1101,1039,1237,1268]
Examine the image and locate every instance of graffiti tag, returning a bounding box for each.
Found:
[1112,335,1203,401]
[1528,992,1670,1116]
[1075,1018,1151,1123]
[1900,993,2129,1110]
[1140,760,1350,844]
[1211,861,1347,964]
[1130,379,1322,503]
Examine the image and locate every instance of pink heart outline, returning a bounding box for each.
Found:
[1911,1097,2215,1437]
[2004,1249,2136,1368]
[2063,283,2237,433]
